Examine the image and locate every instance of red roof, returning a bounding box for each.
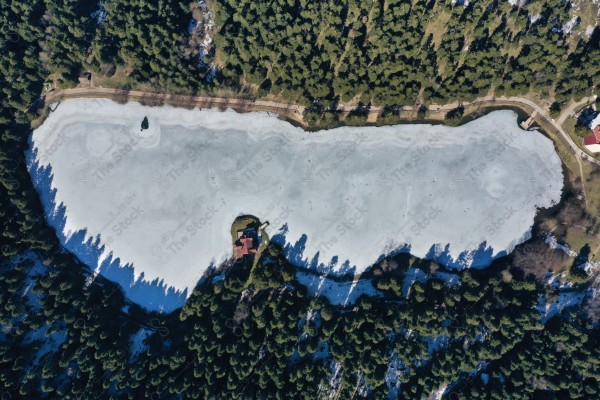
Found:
[584,125,600,147]
[583,134,598,146]
[235,237,257,259]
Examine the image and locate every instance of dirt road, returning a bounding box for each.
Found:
[46,86,306,117]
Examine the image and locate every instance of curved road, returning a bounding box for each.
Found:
[45,87,598,166]
[425,95,598,167]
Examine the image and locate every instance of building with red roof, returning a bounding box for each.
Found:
[235,237,257,259]
[234,228,259,260]
[583,125,600,153]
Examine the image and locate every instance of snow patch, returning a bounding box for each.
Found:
[385,353,405,399]
[403,267,428,297]
[507,0,526,7]
[431,385,448,400]
[23,324,67,367]
[433,271,461,287]
[425,335,450,355]
[91,2,107,24]
[563,16,579,34]
[130,328,151,356]
[296,271,382,305]
[535,290,589,322]
[545,234,577,257]
[481,373,489,385]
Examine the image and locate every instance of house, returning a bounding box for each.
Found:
[235,236,257,259]
[583,126,600,153]
[235,228,259,259]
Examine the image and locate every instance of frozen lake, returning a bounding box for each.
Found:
[27,99,563,311]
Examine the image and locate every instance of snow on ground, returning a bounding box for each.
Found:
[450,0,468,7]
[426,335,451,355]
[23,324,68,367]
[402,267,429,297]
[535,290,590,322]
[8,252,46,310]
[563,16,579,34]
[507,0,598,36]
[296,271,382,305]
[322,361,343,398]
[470,362,489,377]
[190,0,216,81]
[506,0,526,7]
[130,328,151,357]
[545,234,577,257]
[586,25,595,36]
[431,385,448,400]
[439,362,489,400]
[402,268,461,298]
[481,373,489,385]
[28,99,563,311]
[433,271,461,287]
[545,234,600,272]
[313,342,330,361]
[385,353,404,399]
[0,252,68,370]
[90,2,107,24]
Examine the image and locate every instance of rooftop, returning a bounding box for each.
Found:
[584,134,598,146]
[235,229,259,259]
[583,125,600,146]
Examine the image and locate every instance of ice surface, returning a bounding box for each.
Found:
[28,99,563,311]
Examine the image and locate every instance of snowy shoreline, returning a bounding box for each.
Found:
[27,98,564,311]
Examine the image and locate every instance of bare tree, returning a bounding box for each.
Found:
[557,197,585,226]
[380,257,398,273]
[512,240,566,281]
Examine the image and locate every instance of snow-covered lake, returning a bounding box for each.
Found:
[27,99,563,311]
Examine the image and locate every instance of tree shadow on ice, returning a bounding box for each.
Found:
[270,224,357,279]
[26,150,189,312]
[425,242,503,270]
[271,221,506,278]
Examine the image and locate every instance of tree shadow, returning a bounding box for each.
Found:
[26,150,189,312]
[573,243,591,268]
